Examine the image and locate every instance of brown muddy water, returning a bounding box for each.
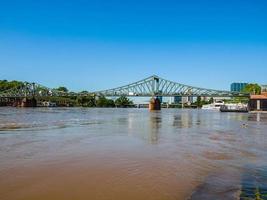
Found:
[0,107,266,200]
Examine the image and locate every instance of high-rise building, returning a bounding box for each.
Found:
[230,83,248,92]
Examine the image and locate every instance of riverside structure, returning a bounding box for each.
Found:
[0,75,249,110]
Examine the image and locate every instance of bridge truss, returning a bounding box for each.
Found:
[0,82,70,98]
[0,75,249,98]
[93,75,249,97]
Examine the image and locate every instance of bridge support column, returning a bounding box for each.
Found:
[21,97,37,107]
[149,97,161,111]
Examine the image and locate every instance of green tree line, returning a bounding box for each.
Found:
[76,95,133,107]
[0,80,23,92]
[242,84,261,95]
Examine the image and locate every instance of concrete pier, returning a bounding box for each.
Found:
[21,98,37,107]
[149,97,161,111]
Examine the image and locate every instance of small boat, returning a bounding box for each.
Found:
[42,101,57,107]
[202,101,224,110]
[220,103,248,113]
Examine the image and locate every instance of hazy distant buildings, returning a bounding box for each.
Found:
[261,85,267,92]
[174,96,182,103]
[168,96,181,104]
[168,96,195,104]
[157,96,163,103]
[230,82,248,92]
[188,96,194,103]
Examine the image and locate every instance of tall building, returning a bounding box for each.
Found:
[230,82,248,92]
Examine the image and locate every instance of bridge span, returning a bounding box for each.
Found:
[0,75,249,109]
[93,75,249,97]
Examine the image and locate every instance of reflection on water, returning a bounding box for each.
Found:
[172,111,202,128]
[0,107,267,200]
[148,111,161,144]
[248,112,267,123]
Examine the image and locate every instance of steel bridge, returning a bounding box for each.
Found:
[0,82,78,99]
[0,75,249,98]
[93,75,249,97]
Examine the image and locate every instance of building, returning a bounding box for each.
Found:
[261,85,267,92]
[168,96,192,104]
[167,96,197,104]
[157,96,163,103]
[249,92,267,111]
[174,96,182,103]
[181,97,188,104]
[230,82,248,92]
[188,96,194,103]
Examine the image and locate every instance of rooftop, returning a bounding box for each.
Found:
[250,92,267,100]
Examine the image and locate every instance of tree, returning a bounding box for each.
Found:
[77,96,96,107]
[115,95,133,107]
[106,99,115,107]
[96,96,115,107]
[0,80,23,92]
[196,96,202,108]
[208,97,214,104]
[56,86,68,93]
[80,90,89,94]
[242,84,261,95]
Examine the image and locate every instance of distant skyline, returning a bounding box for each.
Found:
[1,0,267,92]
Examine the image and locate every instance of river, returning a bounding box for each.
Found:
[0,108,266,200]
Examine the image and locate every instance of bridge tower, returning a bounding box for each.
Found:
[149,76,161,111]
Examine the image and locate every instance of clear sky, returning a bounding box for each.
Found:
[0,0,267,92]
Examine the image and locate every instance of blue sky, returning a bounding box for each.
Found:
[0,0,267,92]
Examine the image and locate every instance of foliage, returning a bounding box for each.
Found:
[80,90,89,94]
[208,97,214,104]
[76,95,96,107]
[75,95,132,108]
[96,96,115,107]
[224,97,249,104]
[56,86,68,93]
[242,84,261,95]
[191,96,212,108]
[37,96,76,106]
[196,96,202,108]
[115,95,133,107]
[0,80,131,108]
[0,80,24,92]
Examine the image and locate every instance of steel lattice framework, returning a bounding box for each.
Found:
[93,75,249,97]
[0,82,71,98]
[0,75,249,98]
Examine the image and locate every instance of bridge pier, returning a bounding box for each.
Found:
[149,97,161,111]
[21,97,37,107]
